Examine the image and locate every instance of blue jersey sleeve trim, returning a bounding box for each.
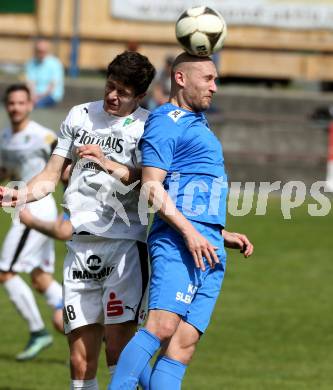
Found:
[141,114,179,172]
[141,163,169,171]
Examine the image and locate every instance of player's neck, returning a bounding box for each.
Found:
[169,96,193,112]
[11,118,30,133]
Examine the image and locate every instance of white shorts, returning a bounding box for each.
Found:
[0,196,57,274]
[63,235,150,334]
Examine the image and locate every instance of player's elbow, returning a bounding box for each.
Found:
[56,232,72,241]
[54,221,72,241]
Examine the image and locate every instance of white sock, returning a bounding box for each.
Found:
[109,365,116,380]
[71,378,98,390]
[43,280,63,309]
[4,275,45,332]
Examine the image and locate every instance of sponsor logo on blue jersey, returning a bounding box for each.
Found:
[168,109,186,122]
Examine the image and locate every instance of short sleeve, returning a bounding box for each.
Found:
[52,59,63,81]
[49,58,64,101]
[42,130,57,156]
[49,58,64,90]
[53,107,76,159]
[140,115,178,171]
[25,60,35,82]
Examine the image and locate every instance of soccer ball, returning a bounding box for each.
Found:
[175,6,227,57]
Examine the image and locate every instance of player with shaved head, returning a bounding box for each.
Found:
[171,52,217,112]
[110,53,254,389]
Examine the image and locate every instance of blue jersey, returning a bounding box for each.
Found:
[140,103,228,231]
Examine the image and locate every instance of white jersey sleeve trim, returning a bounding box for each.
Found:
[53,106,78,160]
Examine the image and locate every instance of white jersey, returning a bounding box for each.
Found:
[0,120,57,182]
[0,120,57,219]
[0,120,57,273]
[53,100,149,242]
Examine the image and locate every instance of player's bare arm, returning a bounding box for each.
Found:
[76,144,141,184]
[19,208,72,241]
[142,166,219,271]
[0,154,66,207]
[222,229,254,258]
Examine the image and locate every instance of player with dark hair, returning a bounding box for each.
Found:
[109,53,254,389]
[106,52,158,97]
[0,52,156,389]
[0,83,63,361]
[3,83,32,102]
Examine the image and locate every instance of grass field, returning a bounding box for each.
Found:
[0,192,332,389]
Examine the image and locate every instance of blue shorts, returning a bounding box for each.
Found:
[147,220,227,333]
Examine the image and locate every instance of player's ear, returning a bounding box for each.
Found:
[174,70,185,87]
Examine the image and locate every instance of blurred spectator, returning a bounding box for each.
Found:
[126,41,139,52]
[148,55,174,110]
[25,39,64,108]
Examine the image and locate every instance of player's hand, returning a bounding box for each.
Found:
[76,145,107,167]
[0,186,20,207]
[183,225,220,271]
[222,230,254,258]
[19,208,34,227]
